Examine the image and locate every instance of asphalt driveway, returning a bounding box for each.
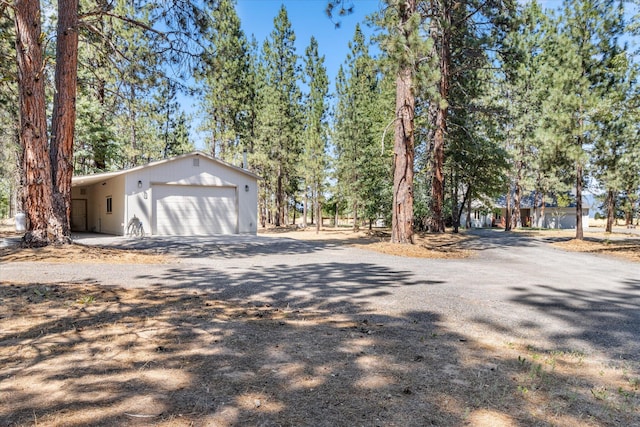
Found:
[2,230,639,362]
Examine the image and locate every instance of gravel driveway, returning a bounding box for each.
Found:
[2,230,639,362]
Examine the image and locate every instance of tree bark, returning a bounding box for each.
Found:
[49,0,79,244]
[15,0,58,247]
[129,86,139,166]
[316,199,321,234]
[275,166,283,227]
[457,184,471,229]
[575,162,584,240]
[451,172,459,234]
[292,197,296,225]
[513,159,522,229]
[429,101,446,233]
[505,190,511,231]
[465,192,472,229]
[605,189,615,233]
[391,64,415,243]
[428,8,450,234]
[303,187,308,227]
[389,0,417,244]
[532,188,539,228]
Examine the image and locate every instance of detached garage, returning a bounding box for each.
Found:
[71,152,258,236]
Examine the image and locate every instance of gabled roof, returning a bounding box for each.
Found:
[72,151,259,187]
[494,192,591,209]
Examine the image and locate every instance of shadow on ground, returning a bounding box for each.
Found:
[459,229,542,250]
[72,233,350,260]
[505,278,640,361]
[2,261,638,426]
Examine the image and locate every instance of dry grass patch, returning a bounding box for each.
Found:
[512,227,640,263]
[1,282,638,426]
[360,232,475,259]
[552,238,640,263]
[260,226,474,259]
[1,221,168,264]
[0,243,170,264]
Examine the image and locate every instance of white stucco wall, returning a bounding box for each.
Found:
[543,208,590,229]
[122,154,257,235]
[73,153,258,236]
[72,175,126,234]
[460,206,590,230]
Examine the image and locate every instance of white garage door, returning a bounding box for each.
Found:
[153,185,237,235]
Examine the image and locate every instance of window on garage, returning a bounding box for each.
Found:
[106,196,112,214]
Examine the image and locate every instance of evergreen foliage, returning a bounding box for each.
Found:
[301,36,330,229]
[333,26,391,230]
[2,0,639,238]
[254,6,303,227]
[196,0,251,162]
[0,12,19,218]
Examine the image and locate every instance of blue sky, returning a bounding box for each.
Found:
[187,0,638,148]
[187,1,381,148]
[236,0,381,82]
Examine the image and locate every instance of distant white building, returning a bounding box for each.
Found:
[462,195,590,230]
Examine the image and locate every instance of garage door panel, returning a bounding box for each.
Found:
[153,185,237,235]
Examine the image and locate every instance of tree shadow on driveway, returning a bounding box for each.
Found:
[73,234,352,259]
[471,278,640,362]
[2,261,639,425]
[135,261,444,312]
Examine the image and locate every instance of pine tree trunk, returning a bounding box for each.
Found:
[513,184,521,229]
[352,201,359,232]
[457,184,471,229]
[391,65,415,243]
[303,187,308,227]
[605,189,615,233]
[310,187,315,225]
[15,0,58,247]
[533,189,539,228]
[292,199,296,225]
[429,102,446,233]
[505,190,511,231]
[390,0,416,244]
[316,199,321,234]
[513,159,522,229]
[575,162,584,240]
[465,193,472,229]
[95,76,107,170]
[275,167,283,227]
[427,6,450,234]
[49,0,79,244]
[452,174,459,234]
[130,87,138,165]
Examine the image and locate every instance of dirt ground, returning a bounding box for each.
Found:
[1,223,639,426]
[261,225,640,263]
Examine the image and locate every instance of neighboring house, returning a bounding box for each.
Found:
[462,195,590,230]
[71,152,259,236]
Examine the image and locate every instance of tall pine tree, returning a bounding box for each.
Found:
[197,0,250,162]
[254,6,303,227]
[301,36,330,231]
[333,25,380,231]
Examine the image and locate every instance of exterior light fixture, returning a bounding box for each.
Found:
[245,185,250,192]
[137,180,142,188]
